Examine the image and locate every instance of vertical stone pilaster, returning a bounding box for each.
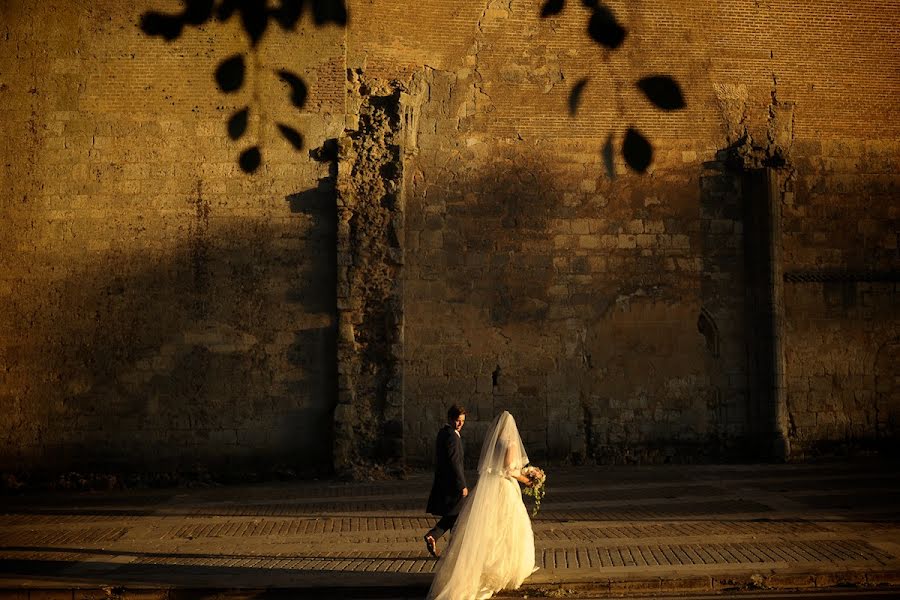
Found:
[767,168,790,460]
[333,72,406,473]
[742,166,791,460]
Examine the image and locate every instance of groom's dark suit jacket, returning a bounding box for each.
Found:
[426,424,467,516]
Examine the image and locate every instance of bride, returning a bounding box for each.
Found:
[427,411,537,600]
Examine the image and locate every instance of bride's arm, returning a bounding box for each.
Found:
[505,445,532,486]
[512,472,532,485]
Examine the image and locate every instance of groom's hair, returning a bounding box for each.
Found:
[447,404,467,421]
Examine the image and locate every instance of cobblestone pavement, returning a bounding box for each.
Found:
[0,462,899,597]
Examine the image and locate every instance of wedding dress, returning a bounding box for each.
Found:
[427,411,537,600]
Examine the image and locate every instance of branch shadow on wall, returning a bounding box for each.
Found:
[139,0,347,174]
[139,0,686,177]
[282,143,339,414]
[407,155,736,466]
[4,187,337,482]
[540,0,687,176]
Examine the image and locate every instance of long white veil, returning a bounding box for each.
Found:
[478,411,529,476]
[427,411,535,600]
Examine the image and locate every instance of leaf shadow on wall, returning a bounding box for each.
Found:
[285,137,338,315]
[5,200,336,479]
[139,0,347,174]
[541,0,687,176]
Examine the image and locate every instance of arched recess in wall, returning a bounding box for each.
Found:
[697,308,720,358]
[874,338,900,448]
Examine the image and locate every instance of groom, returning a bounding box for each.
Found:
[424,404,468,558]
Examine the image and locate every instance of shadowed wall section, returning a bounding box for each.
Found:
[0,0,342,475]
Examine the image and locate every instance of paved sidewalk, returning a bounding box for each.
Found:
[1,461,899,598]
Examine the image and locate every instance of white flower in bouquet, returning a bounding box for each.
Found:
[520,465,546,517]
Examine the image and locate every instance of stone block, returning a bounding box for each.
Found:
[578,235,601,249]
[625,219,644,234]
[672,234,691,248]
[635,234,656,247]
[644,220,665,233]
[814,571,867,588]
[610,578,661,594]
[446,377,475,395]
[598,234,618,248]
[553,234,579,249]
[793,412,816,427]
[815,412,835,425]
[420,229,443,248]
[333,402,354,423]
[661,576,711,593]
[864,570,900,586]
[710,219,735,233]
[122,592,170,600]
[616,234,636,249]
[765,574,816,589]
[26,592,73,600]
[587,256,607,271]
[570,219,591,235]
[547,284,569,298]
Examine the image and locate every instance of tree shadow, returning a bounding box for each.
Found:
[139,0,686,176]
[3,188,337,480]
[405,152,743,464]
[139,0,348,173]
[540,0,686,175]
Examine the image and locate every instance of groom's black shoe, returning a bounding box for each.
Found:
[424,534,439,558]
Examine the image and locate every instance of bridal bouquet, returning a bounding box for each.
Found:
[521,465,546,517]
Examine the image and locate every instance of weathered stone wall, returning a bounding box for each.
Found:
[782,138,900,455]
[346,0,900,464]
[1,0,897,475]
[0,0,344,474]
[399,138,749,464]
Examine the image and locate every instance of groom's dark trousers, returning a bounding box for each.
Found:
[426,423,467,540]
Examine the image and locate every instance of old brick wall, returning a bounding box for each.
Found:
[346,0,899,464]
[2,0,897,475]
[772,4,900,456]
[782,138,900,455]
[0,0,344,474]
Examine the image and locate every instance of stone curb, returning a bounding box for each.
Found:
[1,569,899,599]
[517,568,900,597]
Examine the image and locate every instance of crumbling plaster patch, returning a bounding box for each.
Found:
[333,72,406,472]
